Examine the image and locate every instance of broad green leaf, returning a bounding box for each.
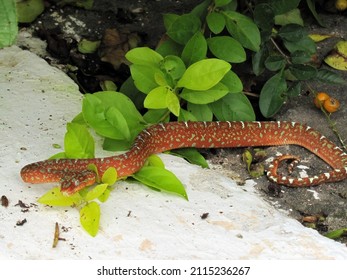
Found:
[290,51,312,64]
[166,89,180,117]
[316,69,346,85]
[215,0,232,7]
[38,187,83,206]
[190,0,210,19]
[289,64,317,80]
[181,31,207,66]
[82,91,144,141]
[274,8,303,26]
[166,14,201,44]
[163,13,180,31]
[178,108,198,121]
[306,0,325,27]
[125,47,163,66]
[102,138,132,152]
[146,154,165,168]
[130,64,161,94]
[98,187,112,203]
[132,166,188,200]
[269,0,301,15]
[144,86,170,109]
[252,45,269,76]
[283,36,316,54]
[224,11,260,51]
[80,202,100,237]
[119,76,145,110]
[177,59,231,90]
[210,92,256,121]
[180,83,229,104]
[0,0,17,48]
[286,81,301,97]
[171,148,209,168]
[78,39,100,54]
[187,103,213,121]
[220,70,243,93]
[16,0,44,23]
[264,55,286,71]
[85,184,108,202]
[160,55,186,81]
[207,36,246,63]
[64,122,95,159]
[101,167,117,185]
[324,228,347,239]
[156,37,183,57]
[259,72,287,117]
[206,12,226,34]
[253,3,274,31]
[143,109,170,124]
[278,24,306,42]
[49,152,66,159]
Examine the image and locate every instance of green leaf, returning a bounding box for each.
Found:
[316,69,346,85]
[144,86,170,109]
[253,3,274,31]
[143,109,170,124]
[306,0,325,27]
[132,166,188,200]
[64,122,95,159]
[178,108,198,122]
[210,92,256,121]
[278,24,306,42]
[177,59,231,90]
[180,83,229,104]
[156,37,183,57]
[290,51,312,64]
[38,187,83,207]
[207,36,246,63]
[130,64,161,94]
[98,187,112,203]
[78,39,100,54]
[259,72,287,117]
[252,45,269,76]
[181,31,207,66]
[187,103,213,121]
[160,55,186,82]
[166,14,201,44]
[166,89,180,117]
[0,0,17,48]
[215,0,232,7]
[283,36,316,54]
[82,91,144,141]
[101,167,117,185]
[163,13,180,31]
[16,0,44,23]
[102,138,132,152]
[125,47,163,66]
[224,11,261,51]
[206,12,226,34]
[80,202,100,237]
[324,228,347,240]
[274,8,303,26]
[286,81,301,97]
[171,148,209,168]
[269,0,301,15]
[264,55,286,71]
[289,64,317,80]
[85,183,108,202]
[146,154,165,168]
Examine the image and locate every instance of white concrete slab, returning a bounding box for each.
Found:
[1,46,347,259]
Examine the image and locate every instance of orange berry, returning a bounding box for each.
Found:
[314,92,330,108]
[323,97,340,113]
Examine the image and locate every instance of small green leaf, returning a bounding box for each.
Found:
[167,14,201,44]
[78,39,100,54]
[177,59,231,90]
[101,167,117,186]
[187,103,213,121]
[130,64,161,94]
[178,108,198,121]
[316,69,346,85]
[253,3,274,31]
[180,83,229,104]
[286,81,301,97]
[132,166,188,200]
[220,70,243,93]
[181,31,207,66]
[264,55,286,71]
[289,64,317,80]
[306,0,325,27]
[64,122,95,159]
[80,202,100,237]
[156,37,183,57]
[324,228,347,240]
[125,47,163,66]
[144,86,170,109]
[160,55,186,81]
[210,92,256,121]
[84,184,109,202]
[224,11,261,51]
[259,72,287,117]
[38,187,83,206]
[214,0,232,7]
[166,90,180,117]
[252,45,269,76]
[242,149,253,172]
[171,148,208,168]
[146,154,165,168]
[274,8,303,26]
[270,0,301,15]
[0,0,18,48]
[98,187,112,203]
[283,36,316,54]
[207,36,246,63]
[278,24,306,42]
[206,12,226,34]
[16,0,44,23]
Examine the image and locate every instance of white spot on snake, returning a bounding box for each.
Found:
[203,121,207,128]
[324,172,330,179]
[305,126,311,131]
[184,122,188,128]
[320,135,326,141]
[277,121,281,128]
[288,178,294,184]
[240,121,244,129]
[226,121,232,128]
[291,122,296,127]
[159,123,166,131]
[143,129,151,136]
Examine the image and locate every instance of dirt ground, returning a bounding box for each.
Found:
[16,0,347,244]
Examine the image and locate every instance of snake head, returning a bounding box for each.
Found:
[60,170,96,196]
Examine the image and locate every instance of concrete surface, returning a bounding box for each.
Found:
[1,46,347,259]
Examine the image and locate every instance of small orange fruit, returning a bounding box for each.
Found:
[314,92,330,108]
[323,97,340,113]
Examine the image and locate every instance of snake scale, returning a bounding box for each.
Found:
[20,121,347,195]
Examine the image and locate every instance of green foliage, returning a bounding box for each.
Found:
[0,0,17,48]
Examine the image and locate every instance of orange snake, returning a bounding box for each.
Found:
[20,121,347,195]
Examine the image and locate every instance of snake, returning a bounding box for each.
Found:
[20,121,347,195]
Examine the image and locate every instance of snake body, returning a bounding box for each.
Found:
[20,121,347,195]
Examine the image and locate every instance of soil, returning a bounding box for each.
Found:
[16,0,347,244]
